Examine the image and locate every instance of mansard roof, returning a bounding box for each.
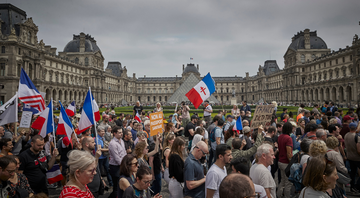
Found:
[137,77,181,82]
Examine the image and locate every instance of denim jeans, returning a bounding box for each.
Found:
[150,173,162,195]
[99,157,113,186]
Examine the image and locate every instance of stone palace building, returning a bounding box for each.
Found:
[0,3,359,107]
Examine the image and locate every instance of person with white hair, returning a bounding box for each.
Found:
[249,143,276,198]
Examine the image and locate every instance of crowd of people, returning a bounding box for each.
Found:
[0,99,359,198]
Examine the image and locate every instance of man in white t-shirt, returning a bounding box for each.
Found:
[209,119,225,167]
[231,157,267,198]
[249,143,276,198]
[203,100,213,128]
[205,144,232,198]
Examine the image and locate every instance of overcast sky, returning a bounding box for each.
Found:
[9,0,360,78]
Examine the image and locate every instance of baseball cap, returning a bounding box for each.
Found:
[343,115,354,122]
[191,114,199,120]
[243,126,251,134]
[349,122,357,129]
[163,120,168,124]
[227,115,235,119]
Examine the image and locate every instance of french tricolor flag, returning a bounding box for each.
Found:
[31,100,54,138]
[57,101,74,140]
[66,101,76,117]
[135,112,142,123]
[78,88,100,133]
[186,73,216,109]
[46,164,63,184]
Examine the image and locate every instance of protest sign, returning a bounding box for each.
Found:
[250,105,275,129]
[20,111,33,128]
[150,112,164,136]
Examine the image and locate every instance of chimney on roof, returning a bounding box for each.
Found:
[304,29,310,49]
[144,75,146,78]
[246,72,249,78]
[80,32,85,53]
[183,64,184,72]
[197,64,199,71]
[133,73,136,78]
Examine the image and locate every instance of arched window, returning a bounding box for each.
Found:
[301,54,305,63]
[75,57,79,64]
[147,96,150,102]
[311,54,316,60]
[85,57,89,66]
[153,96,155,102]
[165,96,167,101]
[1,46,5,53]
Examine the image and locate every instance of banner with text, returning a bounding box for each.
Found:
[150,112,164,136]
[250,105,275,129]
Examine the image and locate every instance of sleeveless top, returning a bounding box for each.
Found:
[117,175,135,198]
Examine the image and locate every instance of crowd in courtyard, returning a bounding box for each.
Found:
[0,100,359,198]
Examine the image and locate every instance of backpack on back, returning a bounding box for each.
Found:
[209,127,218,142]
[288,153,308,192]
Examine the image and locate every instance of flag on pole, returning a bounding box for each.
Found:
[185,73,216,109]
[235,116,243,131]
[190,57,193,60]
[65,101,76,117]
[78,88,100,133]
[0,93,18,126]
[18,68,45,113]
[57,101,74,140]
[135,112,142,123]
[46,164,63,184]
[31,100,54,138]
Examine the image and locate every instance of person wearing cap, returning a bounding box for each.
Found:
[185,115,199,149]
[344,121,360,193]
[203,100,213,128]
[224,115,236,133]
[340,115,353,138]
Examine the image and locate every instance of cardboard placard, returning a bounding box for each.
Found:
[150,112,164,136]
[250,105,275,129]
[19,111,33,129]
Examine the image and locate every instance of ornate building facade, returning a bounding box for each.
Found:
[0,4,359,106]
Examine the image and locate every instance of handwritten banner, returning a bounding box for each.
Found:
[150,112,164,136]
[20,111,33,129]
[250,105,275,129]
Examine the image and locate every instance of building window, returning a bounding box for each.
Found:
[85,57,89,66]
[302,68,305,72]
[18,48,21,55]
[221,96,223,101]
[343,69,346,77]
[1,46,5,53]
[147,96,150,102]
[336,59,338,64]
[0,63,5,76]
[350,55,353,61]
[138,96,141,101]
[27,32,31,43]
[17,64,21,77]
[130,96,132,101]
[159,96,161,101]
[28,64,33,79]
[329,61,332,66]
[241,88,244,93]
[342,57,345,63]
[75,57,79,64]
[165,96,167,101]
[226,96,229,101]
[300,54,305,63]
[153,96,155,102]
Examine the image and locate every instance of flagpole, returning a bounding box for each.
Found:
[51,98,56,146]
[89,87,98,145]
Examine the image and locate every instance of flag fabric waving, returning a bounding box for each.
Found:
[47,164,63,184]
[18,68,45,113]
[0,93,18,126]
[31,100,54,138]
[135,112,142,123]
[57,101,74,140]
[185,73,216,109]
[236,115,243,131]
[78,88,100,133]
[65,101,76,117]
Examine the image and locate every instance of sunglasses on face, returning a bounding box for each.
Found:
[195,146,208,155]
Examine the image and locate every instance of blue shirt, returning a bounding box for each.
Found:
[184,153,205,198]
[131,128,137,141]
[96,135,107,159]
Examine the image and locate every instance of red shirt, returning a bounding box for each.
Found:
[59,185,94,198]
[278,134,293,163]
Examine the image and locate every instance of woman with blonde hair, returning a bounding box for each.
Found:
[162,133,176,185]
[154,102,163,113]
[231,105,240,117]
[309,140,328,157]
[59,150,96,198]
[168,137,186,198]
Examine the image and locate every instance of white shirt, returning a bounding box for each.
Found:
[250,163,276,198]
[204,105,212,116]
[205,164,227,198]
